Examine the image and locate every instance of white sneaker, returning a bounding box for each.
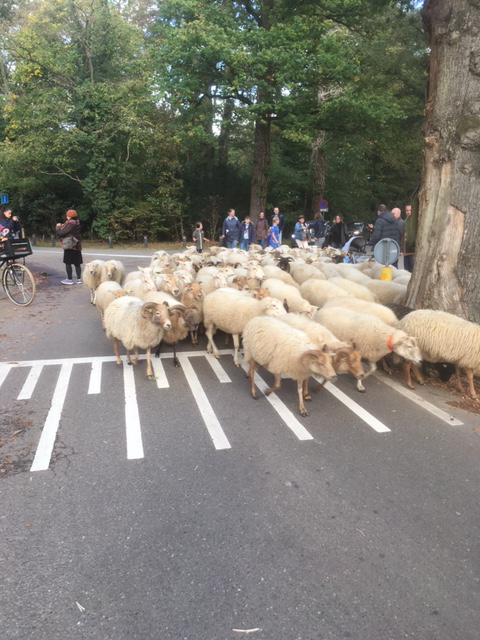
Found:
[61,279,74,285]
[75,279,83,284]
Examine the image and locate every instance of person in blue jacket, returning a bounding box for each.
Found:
[221,208,240,248]
[238,216,254,251]
[0,209,21,239]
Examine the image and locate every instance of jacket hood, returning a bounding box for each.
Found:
[381,211,396,224]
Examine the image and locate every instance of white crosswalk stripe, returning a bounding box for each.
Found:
[0,350,463,472]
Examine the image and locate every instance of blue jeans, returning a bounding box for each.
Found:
[240,240,250,251]
[226,238,237,249]
[404,255,414,272]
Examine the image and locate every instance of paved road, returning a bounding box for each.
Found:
[1,248,480,640]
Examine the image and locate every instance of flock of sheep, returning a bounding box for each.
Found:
[82,244,480,416]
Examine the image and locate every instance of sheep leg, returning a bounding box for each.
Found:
[145,347,154,379]
[313,377,326,393]
[455,366,466,395]
[154,341,162,358]
[266,374,282,396]
[205,323,219,357]
[411,364,424,385]
[404,362,414,389]
[90,288,95,304]
[233,334,241,366]
[381,356,393,375]
[465,368,477,399]
[356,360,376,392]
[248,361,258,399]
[298,380,308,416]
[126,349,133,366]
[113,338,122,366]
[303,378,312,402]
[172,343,180,367]
[133,348,139,366]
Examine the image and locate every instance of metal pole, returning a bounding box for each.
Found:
[51,234,56,247]
[108,235,113,248]
[144,235,148,248]
[182,235,187,248]
[32,234,37,246]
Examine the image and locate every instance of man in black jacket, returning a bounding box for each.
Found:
[368,204,402,266]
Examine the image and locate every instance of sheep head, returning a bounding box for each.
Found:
[300,348,337,382]
[141,302,172,330]
[392,332,422,366]
[262,297,287,317]
[332,346,364,379]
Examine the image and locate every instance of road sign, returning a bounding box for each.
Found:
[1,193,9,205]
[373,238,400,266]
[319,198,329,211]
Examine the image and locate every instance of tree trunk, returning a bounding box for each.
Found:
[311,133,326,215]
[249,109,271,221]
[407,0,480,322]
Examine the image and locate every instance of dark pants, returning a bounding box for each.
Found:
[404,254,414,273]
[66,264,82,279]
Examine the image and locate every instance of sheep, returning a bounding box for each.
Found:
[95,281,128,329]
[333,263,373,286]
[370,262,400,280]
[397,309,480,399]
[104,296,172,378]
[300,278,352,308]
[124,271,157,298]
[290,263,327,286]
[279,313,364,392]
[154,272,181,298]
[196,271,229,296]
[277,256,294,272]
[327,277,377,302]
[142,291,195,367]
[125,266,153,283]
[364,280,407,304]
[393,275,411,286]
[321,297,398,326]
[314,262,339,279]
[261,278,316,316]
[100,260,126,286]
[181,283,204,346]
[261,265,299,288]
[315,307,422,392]
[203,291,286,366]
[83,259,105,303]
[242,316,337,416]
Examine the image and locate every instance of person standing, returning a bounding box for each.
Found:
[312,212,326,247]
[253,211,269,248]
[239,216,254,251]
[368,204,402,267]
[192,222,210,253]
[267,216,280,249]
[56,209,83,284]
[271,207,285,245]
[221,208,240,249]
[0,209,21,239]
[294,215,309,249]
[403,203,416,273]
[330,215,349,249]
[392,207,404,237]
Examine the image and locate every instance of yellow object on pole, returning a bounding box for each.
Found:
[381,267,393,281]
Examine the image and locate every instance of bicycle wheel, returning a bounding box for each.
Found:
[2,263,36,306]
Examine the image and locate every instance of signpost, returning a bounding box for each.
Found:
[319,198,329,212]
[1,193,9,205]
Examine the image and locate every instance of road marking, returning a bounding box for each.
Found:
[88,360,102,394]
[178,354,231,450]
[205,354,232,383]
[17,364,43,400]
[374,373,464,426]
[241,364,314,441]
[34,250,152,259]
[151,356,169,389]
[30,363,73,471]
[0,363,12,390]
[122,358,144,460]
[322,380,391,433]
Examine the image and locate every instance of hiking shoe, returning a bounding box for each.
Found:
[61,279,74,285]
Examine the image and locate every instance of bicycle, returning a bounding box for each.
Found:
[0,237,36,306]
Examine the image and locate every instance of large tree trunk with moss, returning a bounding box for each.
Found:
[311,133,326,215]
[406,0,480,322]
[249,111,271,220]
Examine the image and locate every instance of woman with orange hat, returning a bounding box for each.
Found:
[56,209,83,284]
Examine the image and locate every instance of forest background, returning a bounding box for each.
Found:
[0,0,427,242]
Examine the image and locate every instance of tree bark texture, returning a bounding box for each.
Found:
[311,133,326,215]
[249,110,271,220]
[407,0,480,322]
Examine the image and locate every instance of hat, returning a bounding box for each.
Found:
[298,215,305,220]
[66,209,77,219]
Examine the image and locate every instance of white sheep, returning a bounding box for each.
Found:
[328,277,378,302]
[100,260,126,286]
[320,297,398,326]
[261,278,316,316]
[300,278,352,307]
[95,281,129,329]
[370,262,400,280]
[333,263,373,286]
[261,265,299,288]
[364,280,407,304]
[290,263,327,286]
[104,296,172,378]
[203,291,286,366]
[242,316,337,416]
[397,309,480,399]
[196,271,229,296]
[315,307,422,392]
[83,259,105,303]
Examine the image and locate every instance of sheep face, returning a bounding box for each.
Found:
[393,335,422,366]
[185,283,204,301]
[332,347,364,379]
[141,302,172,330]
[87,261,102,275]
[104,264,117,279]
[301,349,337,382]
[264,298,287,317]
[252,288,270,300]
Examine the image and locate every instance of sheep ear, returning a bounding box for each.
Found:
[163,301,170,308]
[283,298,289,313]
[322,344,329,353]
[352,341,357,350]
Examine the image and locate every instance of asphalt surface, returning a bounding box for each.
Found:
[1,248,480,640]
